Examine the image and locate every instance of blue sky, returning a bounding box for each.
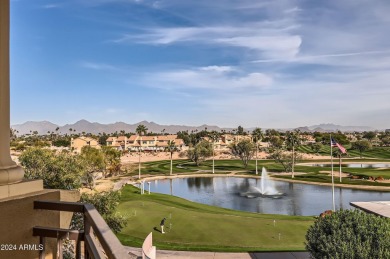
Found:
[10,0,390,129]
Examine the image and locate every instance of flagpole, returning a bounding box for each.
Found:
[339,155,342,183]
[330,135,335,211]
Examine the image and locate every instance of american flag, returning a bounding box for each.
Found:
[331,138,347,154]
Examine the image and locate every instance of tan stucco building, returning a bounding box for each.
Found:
[107,135,185,151]
[70,136,100,153]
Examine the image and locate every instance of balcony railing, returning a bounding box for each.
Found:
[33,200,129,259]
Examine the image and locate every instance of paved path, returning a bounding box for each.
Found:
[125,247,310,259]
[113,177,135,191]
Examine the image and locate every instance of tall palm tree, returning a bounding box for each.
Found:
[166,140,176,175]
[136,124,148,136]
[208,131,221,174]
[252,128,263,175]
[286,130,301,178]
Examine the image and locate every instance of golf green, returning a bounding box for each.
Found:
[117,185,314,252]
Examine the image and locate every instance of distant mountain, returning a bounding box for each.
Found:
[294,123,375,132]
[11,119,231,135]
[12,121,58,135]
[11,120,377,135]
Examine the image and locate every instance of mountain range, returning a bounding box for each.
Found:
[11,120,377,136]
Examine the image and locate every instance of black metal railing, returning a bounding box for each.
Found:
[33,200,129,259]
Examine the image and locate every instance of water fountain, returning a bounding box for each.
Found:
[240,167,284,198]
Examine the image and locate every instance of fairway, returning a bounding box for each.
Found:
[134,159,390,187]
[117,185,314,251]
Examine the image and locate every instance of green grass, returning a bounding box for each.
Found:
[117,185,314,252]
[136,159,390,185]
[298,145,390,160]
[118,154,390,251]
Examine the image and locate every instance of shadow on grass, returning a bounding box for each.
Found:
[153,226,162,233]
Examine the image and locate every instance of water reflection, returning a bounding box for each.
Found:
[149,177,389,216]
[187,177,213,190]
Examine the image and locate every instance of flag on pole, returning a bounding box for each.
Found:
[331,138,347,153]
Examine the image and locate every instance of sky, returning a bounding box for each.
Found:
[9,0,390,129]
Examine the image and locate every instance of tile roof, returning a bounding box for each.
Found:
[157,135,177,140]
[141,136,156,141]
[129,135,138,141]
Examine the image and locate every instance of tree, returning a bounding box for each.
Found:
[252,128,263,175]
[98,133,109,145]
[269,136,283,149]
[20,147,84,190]
[306,209,390,259]
[10,128,18,140]
[101,146,122,177]
[187,140,213,166]
[208,131,221,174]
[136,124,148,136]
[229,139,255,168]
[165,140,177,175]
[71,191,127,234]
[380,136,390,146]
[269,149,298,173]
[321,132,350,145]
[285,131,301,178]
[236,125,244,135]
[363,131,376,143]
[351,140,372,158]
[52,138,71,147]
[80,146,105,189]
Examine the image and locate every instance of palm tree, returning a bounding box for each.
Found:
[166,140,176,175]
[136,124,148,136]
[252,128,264,175]
[208,131,221,174]
[286,130,301,178]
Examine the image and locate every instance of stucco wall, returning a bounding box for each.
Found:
[0,189,80,259]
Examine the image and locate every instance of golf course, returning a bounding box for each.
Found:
[116,156,390,251]
[117,185,314,252]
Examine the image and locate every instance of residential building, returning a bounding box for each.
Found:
[71,136,100,153]
[204,134,252,150]
[107,135,185,151]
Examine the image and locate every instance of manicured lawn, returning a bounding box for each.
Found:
[132,159,390,185]
[117,185,314,252]
[298,145,390,159]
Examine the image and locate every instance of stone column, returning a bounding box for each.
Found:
[0,0,24,185]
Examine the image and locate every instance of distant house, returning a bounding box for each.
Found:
[301,134,316,144]
[106,136,127,151]
[203,134,252,150]
[107,135,185,151]
[71,136,100,153]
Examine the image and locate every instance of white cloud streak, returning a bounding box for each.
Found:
[111,22,302,59]
[141,66,273,91]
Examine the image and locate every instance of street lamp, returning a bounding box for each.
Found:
[138,146,142,179]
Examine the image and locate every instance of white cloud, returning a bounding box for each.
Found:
[141,67,273,90]
[112,23,301,60]
[199,66,235,73]
[42,4,62,9]
[215,35,301,59]
[80,61,121,71]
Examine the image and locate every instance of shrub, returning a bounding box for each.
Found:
[306,209,390,259]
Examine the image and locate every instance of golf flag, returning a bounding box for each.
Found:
[331,138,347,154]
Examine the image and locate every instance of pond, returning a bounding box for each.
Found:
[307,163,390,168]
[147,177,389,216]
